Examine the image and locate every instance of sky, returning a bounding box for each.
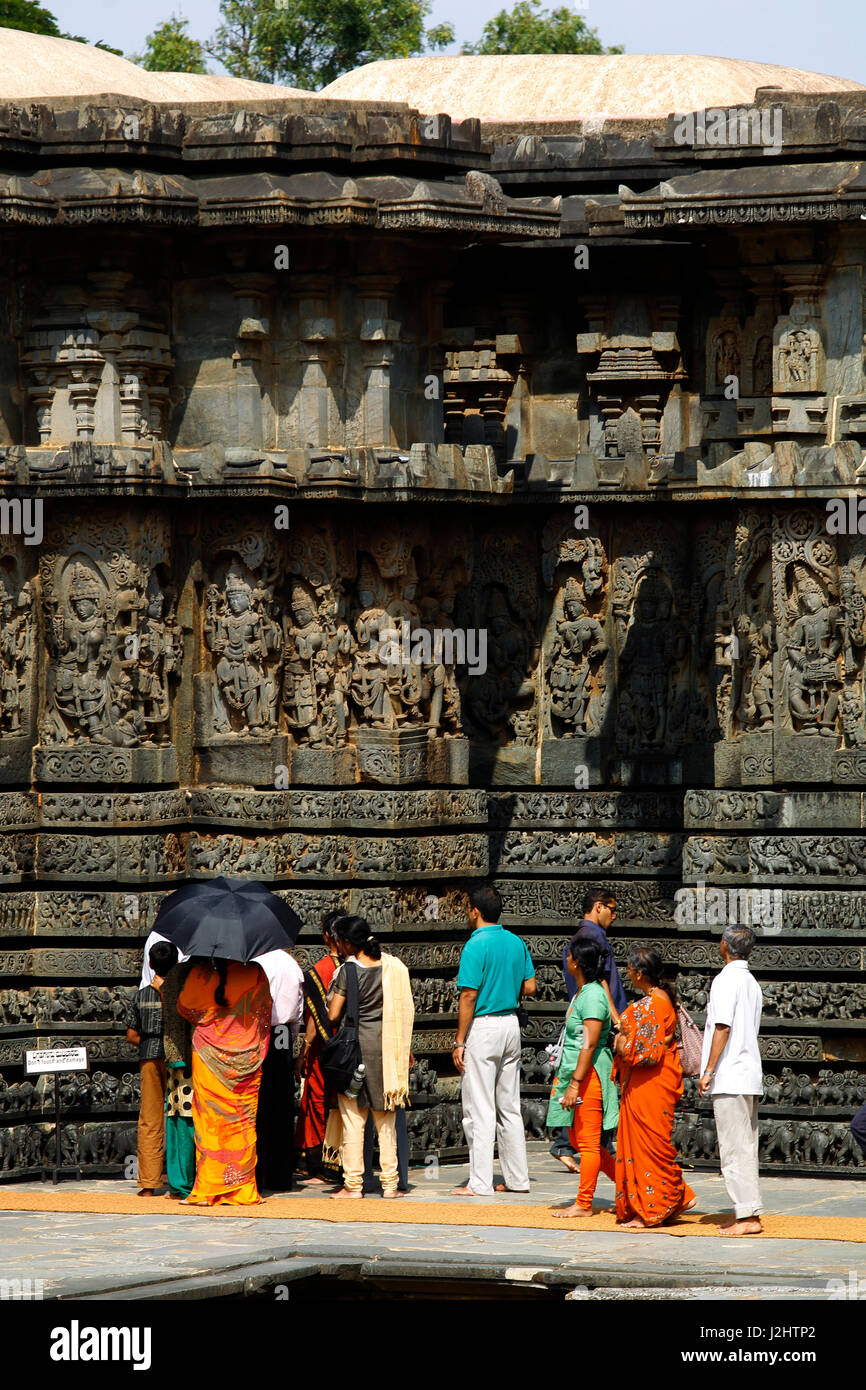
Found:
[44,0,866,86]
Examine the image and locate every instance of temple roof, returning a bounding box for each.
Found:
[322,54,865,124]
[0,25,311,100]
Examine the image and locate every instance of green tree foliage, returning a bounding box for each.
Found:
[209,0,453,91]
[0,0,123,53]
[463,0,622,55]
[0,0,62,35]
[134,18,208,73]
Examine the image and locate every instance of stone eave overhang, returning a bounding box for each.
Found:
[0,98,488,171]
[0,165,559,236]
[616,159,866,229]
[4,442,866,502]
[486,95,866,194]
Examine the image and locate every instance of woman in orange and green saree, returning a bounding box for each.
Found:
[177,957,272,1206]
[612,946,696,1230]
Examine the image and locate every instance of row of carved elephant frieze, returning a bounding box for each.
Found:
[674,1111,866,1169]
[0,1069,140,1113]
[1,1111,862,1174]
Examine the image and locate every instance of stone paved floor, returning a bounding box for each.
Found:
[1,1143,864,1300]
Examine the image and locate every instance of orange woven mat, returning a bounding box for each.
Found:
[1,1190,865,1241]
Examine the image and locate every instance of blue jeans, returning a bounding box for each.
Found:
[550,1126,576,1158]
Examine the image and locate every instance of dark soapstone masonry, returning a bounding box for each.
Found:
[0,83,865,1178]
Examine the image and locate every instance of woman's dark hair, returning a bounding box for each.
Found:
[189,956,231,1008]
[214,958,229,1008]
[627,946,678,1007]
[340,915,382,961]
[321,910,347,942]
[569,937,605,983]
[148,940,178,976]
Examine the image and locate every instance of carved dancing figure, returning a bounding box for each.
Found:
[548,578,607,736]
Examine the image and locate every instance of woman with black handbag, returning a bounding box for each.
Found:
[324,916,414,1199]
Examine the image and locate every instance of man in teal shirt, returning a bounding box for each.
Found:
[451,883,536,1196]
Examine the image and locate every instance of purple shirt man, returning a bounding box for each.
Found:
[562,895,627,1016]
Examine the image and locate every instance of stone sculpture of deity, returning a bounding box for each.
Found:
[204,563,282,735]
[0,576,30,735]
[130,574,182,744]
[547,577,607,736]
[783,565,842,735]
[43,561,142,746]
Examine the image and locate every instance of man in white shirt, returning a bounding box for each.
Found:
[698,926,764,1235]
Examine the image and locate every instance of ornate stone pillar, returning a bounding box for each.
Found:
[228,270,273,450]
[357,275,400,447]
[293,276,336,448]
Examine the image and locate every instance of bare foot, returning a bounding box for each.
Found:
[382,1190,405,1199]
[717,1217,763,1236]
[494,1183,530,1193]
[300,1176,331,1187]
[617,1217,650,1231]
[137,1188,155,1197]
[450,1185,482,1196]
[551,1204,593,1219]
[329,1187,362,1200]
[553,1154,579,1174]
[682,1198,697,1212]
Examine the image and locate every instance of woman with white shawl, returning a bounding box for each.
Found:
[325,916,414,1198]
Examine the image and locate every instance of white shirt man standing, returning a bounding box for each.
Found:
[698,926,763,1235]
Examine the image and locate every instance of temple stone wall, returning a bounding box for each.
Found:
[1,87,865,1177]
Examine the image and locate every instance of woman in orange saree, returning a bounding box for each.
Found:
[177,958,272,1206]
[612,946,696,1230]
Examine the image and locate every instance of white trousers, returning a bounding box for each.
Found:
[461,1014,530,1196]
[712,1093,762,1218]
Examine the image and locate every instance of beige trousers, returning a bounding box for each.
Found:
[712,1093,763,1218]
[338,1094,398,1194]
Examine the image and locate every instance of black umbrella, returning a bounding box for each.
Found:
[153,877,303,963]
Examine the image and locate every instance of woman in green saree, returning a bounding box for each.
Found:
[547,938,619,1217]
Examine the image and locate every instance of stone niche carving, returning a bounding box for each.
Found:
[773,276,825,395]
[577,293,687,485]
[196,514,471,786]
[611,522,690,775]
[455,529,540,784]
[196,518,286,786]
[441,330,517,458]
[0,544,36,783]
[539,513,611,784]
[338,527,469,785]
[35,511,181,784]
[19,271,173,448]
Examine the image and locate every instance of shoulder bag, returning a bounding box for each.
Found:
[320,960,363,1092]
[675,1000,704,1077]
